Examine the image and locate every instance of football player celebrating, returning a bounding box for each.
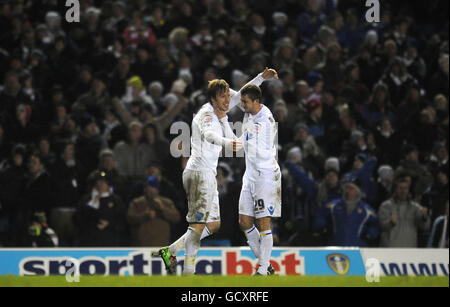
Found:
[237,81,281,276]
[155,68,278,275]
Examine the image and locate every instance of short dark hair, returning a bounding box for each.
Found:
[29,150,45,166]
[207,79,229,102]
[241,84,262,102]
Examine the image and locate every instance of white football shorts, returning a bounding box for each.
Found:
[183,169,220,224]
[239,168,282,219]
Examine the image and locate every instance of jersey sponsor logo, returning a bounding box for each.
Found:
[327,253,350,275]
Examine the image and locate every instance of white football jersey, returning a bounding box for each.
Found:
[185,73,266,175]
[185,103,224,175]
[241,105,278,178]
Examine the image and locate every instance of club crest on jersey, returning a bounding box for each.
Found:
[327,254,350,275]
[268,206,275,215]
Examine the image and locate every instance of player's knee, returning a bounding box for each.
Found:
[239,216,254,231]
[257,217,271,232]
[206,221,220,234]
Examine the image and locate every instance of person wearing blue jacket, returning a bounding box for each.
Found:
[344,153,378,206]
[284,161,341,207]
[314,176,380,247]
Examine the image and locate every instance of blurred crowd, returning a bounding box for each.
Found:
[0,0,448,249]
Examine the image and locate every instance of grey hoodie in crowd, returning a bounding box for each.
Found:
[378,197,430,247]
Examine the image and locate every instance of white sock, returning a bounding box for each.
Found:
[200,225,212,240]
[169,226,213,256]
[244,225,260,259]
[257,230,273,275]
[169,232,187,256]
[184,227,201,275]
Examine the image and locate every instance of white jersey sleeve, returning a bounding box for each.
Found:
[228,73,265,112]
[200,110,235,148]
[219,116,238,140]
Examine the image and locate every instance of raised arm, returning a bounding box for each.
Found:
[228,68,278,112]
[155,97,188,132]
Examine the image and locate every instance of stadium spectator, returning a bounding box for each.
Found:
[286,156,341,206]
[343,153,378,205]
[313,176,380,247]
[127,176,180,246]
[123,11,157,50]
[75,114,104,175]
[0,123,8,161]
[24,151,55,219]
[74,170,127,247]
[296,0,326,44]
[72,72,111,120]
[49,141,84,246]
[426,166,449,224]
[374,165,395,211]
[373,117,402,166]
[379,176,431,247]
[427,202,449,248]
[272,37,306,80]
[395,144,434,200]
[24,212,58,248]
[113,121,156,181]
[286,123,324,178]
[97,148,129,203]
[0,144,27,246]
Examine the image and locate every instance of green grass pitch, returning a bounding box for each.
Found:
[0,275,448,287]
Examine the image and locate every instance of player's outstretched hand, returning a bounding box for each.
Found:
[262,67,278,80]
[232,139,243,152]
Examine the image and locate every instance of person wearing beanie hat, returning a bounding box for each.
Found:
[272,12,288,28]
[74,169,127,247]
[149,81,164,97]
[127,176,180,247]
[122,76,157,114]
[305,97,322,113]
[306,72,323,89]
[304,97,325,149]
[128,76,144,92]
[313,174,380,247]
[286,146,302,165]
[325,157,340,174]
[374,165,395,210]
